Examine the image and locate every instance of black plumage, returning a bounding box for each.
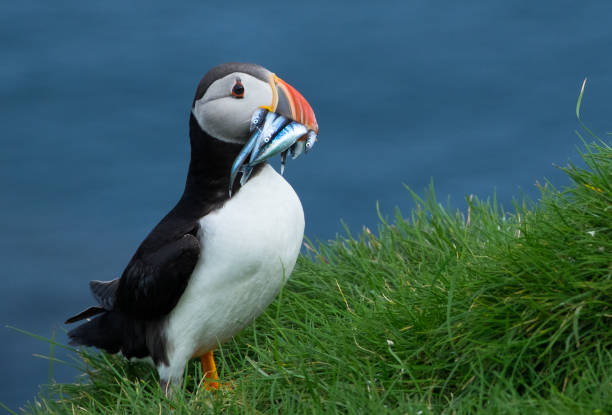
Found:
[66,110,265,364]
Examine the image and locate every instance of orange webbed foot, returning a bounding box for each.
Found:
[200,350,233,391]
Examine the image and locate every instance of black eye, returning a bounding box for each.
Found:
[231,81,244,98]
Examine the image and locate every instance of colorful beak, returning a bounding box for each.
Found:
[265,74,319,135]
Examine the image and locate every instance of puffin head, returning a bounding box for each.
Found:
[191,62,318,145]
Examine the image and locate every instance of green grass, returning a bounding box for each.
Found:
[8,121,612,413]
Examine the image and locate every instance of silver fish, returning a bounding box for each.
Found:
[229,109,318,196]
[229,127,261,196]
[290,140,306,159]
[239,166,252,186]
[305,130,317,153]
[262,115,288,144]
[249,107,267,132]
[280,150,288,175]
[249,122,308,166]
[239,116,290,185]
[248,111,278,165]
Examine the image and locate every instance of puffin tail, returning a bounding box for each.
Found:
[65,277,128,353]
[66,311,124,354]
[64,306,106,324]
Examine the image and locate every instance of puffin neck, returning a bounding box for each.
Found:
[179,114,264,213]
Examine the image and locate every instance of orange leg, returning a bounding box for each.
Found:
[200,350,219,390]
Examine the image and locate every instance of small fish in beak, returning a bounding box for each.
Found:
[229,109,268,196]
[242,111,287,185]
[249,121,308,165]
[229,108,318,196]
[262,115,289,145]
[249,107,267,132]
[228,73,319,196]
[290,140,305,159]
[305,130,317,153]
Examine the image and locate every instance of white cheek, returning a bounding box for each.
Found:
[193,99,250,144]
[192,78,273,144]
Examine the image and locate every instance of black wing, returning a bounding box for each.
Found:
[64,231,201,324]
[114,232,201,320]
[90,278,120,309]
[65,279,121,324]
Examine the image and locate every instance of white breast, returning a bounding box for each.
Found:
[163,164,304,366]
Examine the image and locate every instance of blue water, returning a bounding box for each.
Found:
[2,0,611,410]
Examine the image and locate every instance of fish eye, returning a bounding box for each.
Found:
[231,80,244,98]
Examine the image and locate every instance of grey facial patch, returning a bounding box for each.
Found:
[192,72,273,143]
[193,63,271,105]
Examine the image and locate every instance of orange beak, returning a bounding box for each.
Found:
[264,74,319,135]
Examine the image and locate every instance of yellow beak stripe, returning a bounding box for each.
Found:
[260,73,279,113]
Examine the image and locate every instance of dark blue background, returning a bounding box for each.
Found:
[2,0,611,410]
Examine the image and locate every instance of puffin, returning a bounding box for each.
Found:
[65,62,319,393]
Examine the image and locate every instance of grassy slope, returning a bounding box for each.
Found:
[9,138,611,414]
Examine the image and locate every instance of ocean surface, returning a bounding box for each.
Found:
[2,0,611,410]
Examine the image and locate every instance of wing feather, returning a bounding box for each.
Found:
[114,233,201,319]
